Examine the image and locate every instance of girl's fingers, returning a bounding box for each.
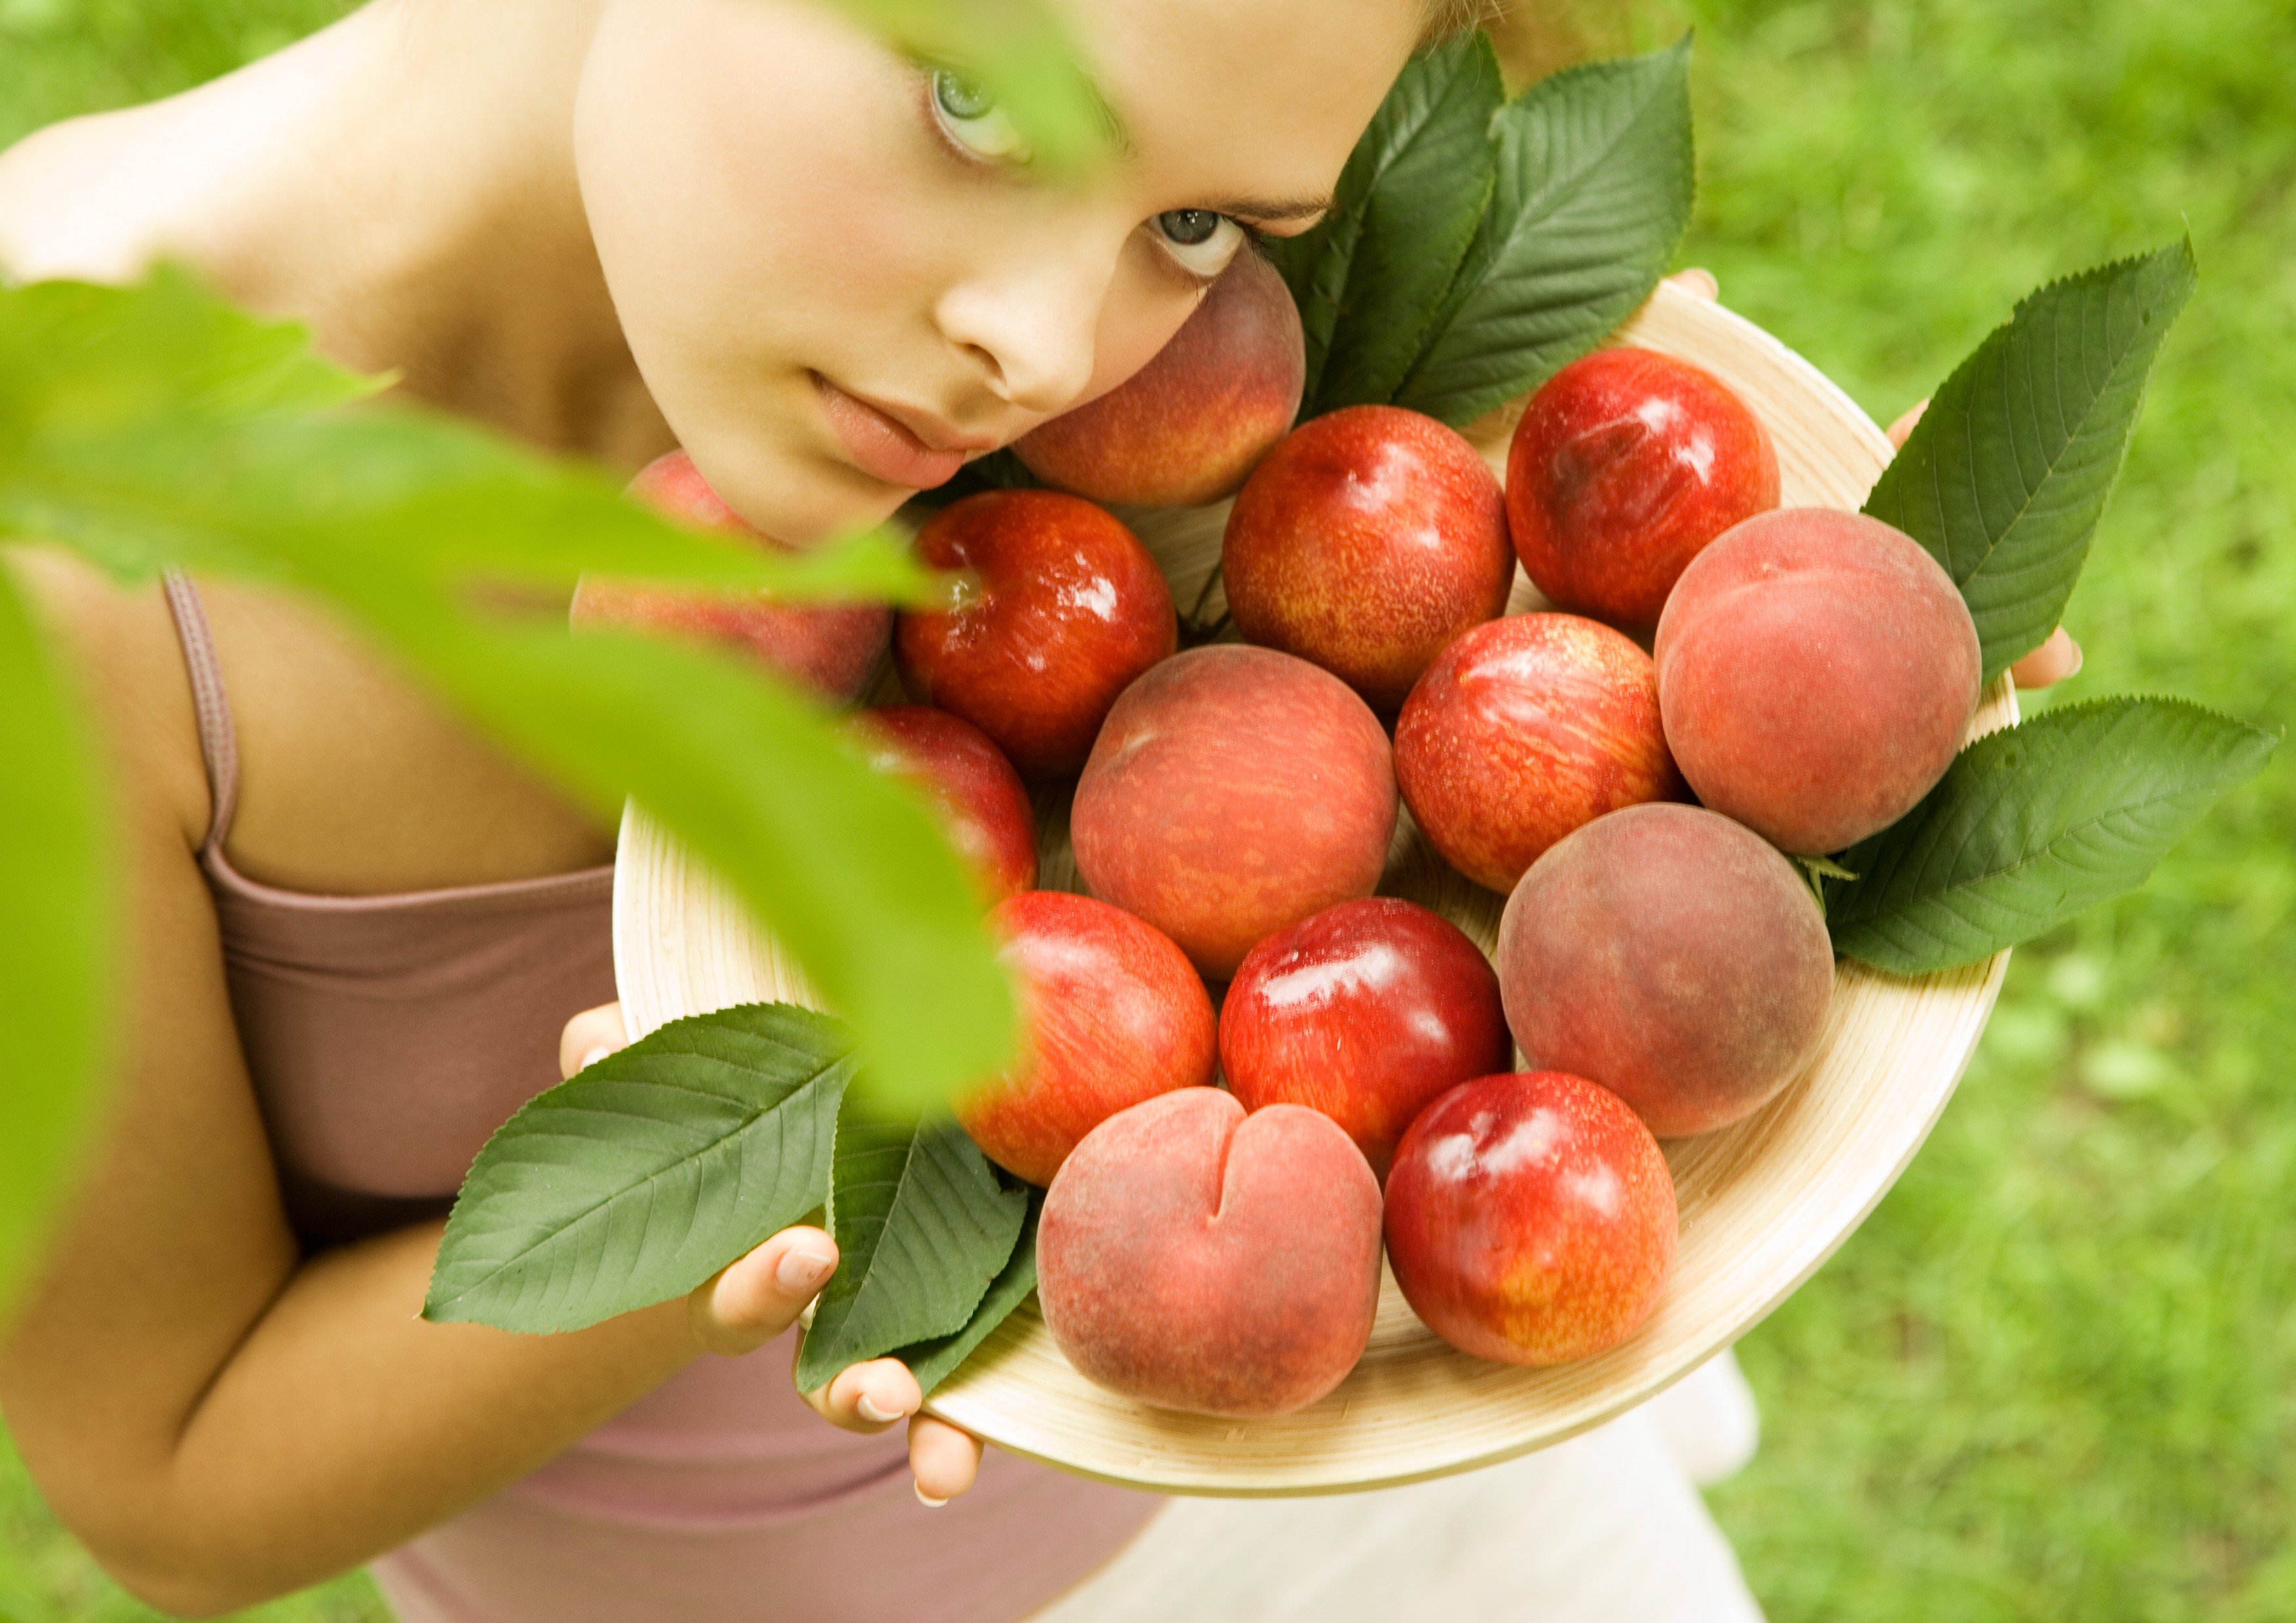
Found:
[907,1414,985,1505]
[1886,399,1929,450]
[1665,266,1720,302]
[558,1001,629,1080]
[2011,626,2084,689]
[564,1006,978,1501]
[791,1353,985,1502]
[688,1226,837,1356]
[803,1356,924,1436]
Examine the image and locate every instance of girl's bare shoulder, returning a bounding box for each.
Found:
[0,100,188,288]
[10,547,611,896]
[9,547,213,848]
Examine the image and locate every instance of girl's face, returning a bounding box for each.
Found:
[574,0,1423,543]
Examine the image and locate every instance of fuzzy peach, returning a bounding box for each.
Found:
[572,450,890,702]
[1071,645,1398,979]
[1653,507,1981,854]
[1038,1088,1383,1416]
[1013,249,1304,507]
[1495,803,1834,1138]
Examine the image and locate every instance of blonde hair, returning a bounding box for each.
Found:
[1423,0,1499,44]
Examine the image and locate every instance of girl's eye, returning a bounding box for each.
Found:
[930,69,1031,165]
[1149,210,1246,280]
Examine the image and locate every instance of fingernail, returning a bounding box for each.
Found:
[915,1484,949,1508]
[578,1046,611,1072]
[857,1393,911,1425]
[776,1247,835,1292]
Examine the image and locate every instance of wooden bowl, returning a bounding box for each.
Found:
[613,280,2016,1496]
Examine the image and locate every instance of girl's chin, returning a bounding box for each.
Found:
[733,457,920,549]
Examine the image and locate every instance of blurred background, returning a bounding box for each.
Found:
[3,0,2289,1617]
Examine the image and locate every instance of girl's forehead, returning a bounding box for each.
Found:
[1070,0,1423,209]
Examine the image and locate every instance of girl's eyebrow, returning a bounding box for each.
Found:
[1076,79,1331,225]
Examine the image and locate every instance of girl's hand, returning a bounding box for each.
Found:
[1664,271,2084,694]
[556,1002,987,1505]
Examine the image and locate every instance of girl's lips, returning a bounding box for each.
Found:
[812,374,970,490]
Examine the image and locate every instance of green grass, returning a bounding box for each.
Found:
[1620,1,2296,1616]
[5,1,2293,1618]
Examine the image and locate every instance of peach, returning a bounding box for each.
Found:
[570,450,890,703]
[1224,404,1514,712]
[850,705,1038,903]
[1038,1088,1383,1415]
[1384,1070,1676,1366]
[1506,348,1779,634]
[1070,645,1398,979]
[1653,508,1982,854]
[954,892,1216,1188]
[1495,803,1834,1138]
[1394,613,1685,894]
[1013,249,1305,507]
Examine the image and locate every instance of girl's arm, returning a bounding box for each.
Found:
[0,555,942,1618]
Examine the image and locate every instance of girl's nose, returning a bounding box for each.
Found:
[933,240,1114,417]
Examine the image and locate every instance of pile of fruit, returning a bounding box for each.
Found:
[432,38,2260,1453]
[578,245,1991,1419]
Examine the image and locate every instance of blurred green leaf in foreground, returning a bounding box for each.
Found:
[0,271,1017,1259]
[829,0,1115,177]
[0,565,110,1328]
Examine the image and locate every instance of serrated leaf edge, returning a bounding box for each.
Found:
[1831,697,2279,971]
[1394,33,1695,424]
[1865,239,2198,682]
[796,1117,1025,1391]
[422,1005,852,1326]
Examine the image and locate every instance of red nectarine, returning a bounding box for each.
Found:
[894,490,1176,779]
[953,891,1216,1188]
[1224,404,1513,712]
[1384,1071,1676,1366]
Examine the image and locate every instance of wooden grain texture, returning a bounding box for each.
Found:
[613,280,2016,1495]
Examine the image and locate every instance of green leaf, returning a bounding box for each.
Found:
[1391,35,1696,428]
[0,276,940,604]
[793,1101,1028,1393]
[339,575,1012,1112]
[1863,240,2197,683]
[0,1550,57,1623]
[0,265,375,435]
[829,0,1113,177]
[1829,699,2279,974]
[896,1188,1042,1395]
[424,1004,854,1332]
[0,271,1017,1108]
[1265,33,1501,414]
[0,567,111,1324]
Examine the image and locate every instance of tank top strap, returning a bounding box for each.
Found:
[159,570,240,858]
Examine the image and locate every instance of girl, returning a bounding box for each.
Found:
[0,1,2076,1618]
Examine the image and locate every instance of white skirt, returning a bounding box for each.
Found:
[1026,1352,1767,1623]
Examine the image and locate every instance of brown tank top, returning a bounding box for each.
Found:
[161,572,618,1250]
[159,572,1162,1623]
